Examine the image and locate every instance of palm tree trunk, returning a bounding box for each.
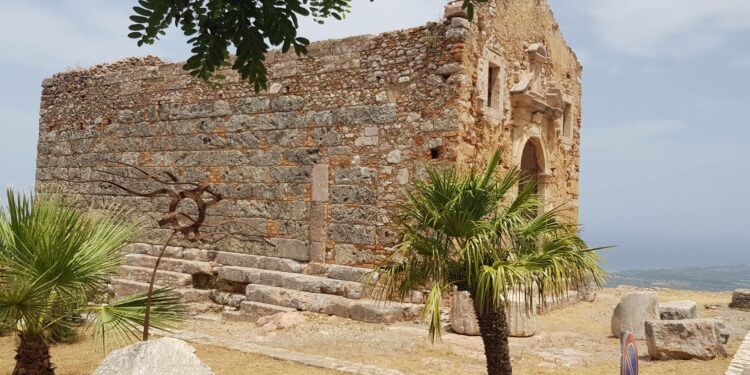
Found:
[13,334,54,375]
[474,302,512,375]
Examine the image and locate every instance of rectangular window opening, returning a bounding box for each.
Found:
[430,147,441,160]
[563,103,572,138]
[487,65,500,110]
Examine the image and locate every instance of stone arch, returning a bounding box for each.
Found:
[516,136,549,212]
[519,138,542,194]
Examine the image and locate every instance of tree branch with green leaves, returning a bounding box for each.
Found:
[129,0,487,90]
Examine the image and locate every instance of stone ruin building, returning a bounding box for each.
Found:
[35,0,583,323]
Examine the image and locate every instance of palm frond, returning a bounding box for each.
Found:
[368,150,606,343]
[87,288,187,349]
[422,283,446,343]
[0,188,160,346]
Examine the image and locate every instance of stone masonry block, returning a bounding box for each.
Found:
[335,104,397,125]
[659,301,698,320]
[331,185,376,204]
[311,164,329,202]
[333,167,377,184]
[236,97,270,113]
[730,289,750,309]
[311,127,341,146]
[309,202,327,241]
[283,148,320,165]
[271,95,304,112]
[331,205,378,224]
[269,238,309,261]
[328,224,376,245]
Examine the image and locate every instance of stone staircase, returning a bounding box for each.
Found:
[112,243,423,324]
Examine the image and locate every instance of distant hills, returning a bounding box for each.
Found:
[605,265,750,292]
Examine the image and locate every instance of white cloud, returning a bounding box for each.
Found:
[587,0,750,58]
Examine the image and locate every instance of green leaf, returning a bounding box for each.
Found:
[132,6,152,17]
[129,15,149,23]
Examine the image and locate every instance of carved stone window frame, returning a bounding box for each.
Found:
[477,48,505,124]
[560,96,575,145]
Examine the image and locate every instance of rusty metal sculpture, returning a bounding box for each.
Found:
[58,161,265,340]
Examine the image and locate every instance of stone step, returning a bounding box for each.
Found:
[223,301,297,322]
[118,265,194,287]
[111,278,211,304]
[218,266,365,299]
[214,252,373,283]
[245,284,421,324]
[304,262,374,283]
[124,253,215,275]
[215,252,306,273]
[125,242,217,262]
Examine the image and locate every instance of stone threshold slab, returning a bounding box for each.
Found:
[726,329,750,375]
[153,328,405,375]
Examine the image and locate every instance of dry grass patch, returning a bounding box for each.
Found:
[0,333,339,375]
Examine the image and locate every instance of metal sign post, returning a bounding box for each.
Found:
[621,331,639,375]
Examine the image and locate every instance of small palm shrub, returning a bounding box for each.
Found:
[0,190,185,375]
[372,152,605,375]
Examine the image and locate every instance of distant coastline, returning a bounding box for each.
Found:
[605,264,750,292]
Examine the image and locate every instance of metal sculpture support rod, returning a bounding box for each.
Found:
[143,230,177,341]
[54,160,271,341]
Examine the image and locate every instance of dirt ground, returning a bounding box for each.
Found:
[0,334,339,375]
[1,287,747,375]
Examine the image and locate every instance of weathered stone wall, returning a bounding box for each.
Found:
[35,0,582,266]
[448,0,583,219]
[36,21,466,266]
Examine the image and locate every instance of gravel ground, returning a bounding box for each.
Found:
[1,287,747,375]
[182,287,750,374]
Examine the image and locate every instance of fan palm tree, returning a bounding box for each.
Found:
[373,152,605,375]
[0,190,185,375]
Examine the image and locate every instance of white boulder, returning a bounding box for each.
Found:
[450,290,480,335]
[645,319,729,360]
[610,291,659,339]
[93,337,214,375]
[450,291,536,337]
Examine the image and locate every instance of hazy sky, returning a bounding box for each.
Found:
[0,0,748,271]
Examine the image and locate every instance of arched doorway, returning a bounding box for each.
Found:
[519,140,541,196]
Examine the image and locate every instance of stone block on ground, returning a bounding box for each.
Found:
[218,266,364,299]
[244,284,420,323]
[450,291,479,335]
[730,289,750,309]
[449,291,536,337]
[506,299,537,338]
[92,337,213,375]
[645,319,729,360]
[578,275,598,302]
[659,300,697,320]
[611,291,659,339]
[348,301,406,324]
